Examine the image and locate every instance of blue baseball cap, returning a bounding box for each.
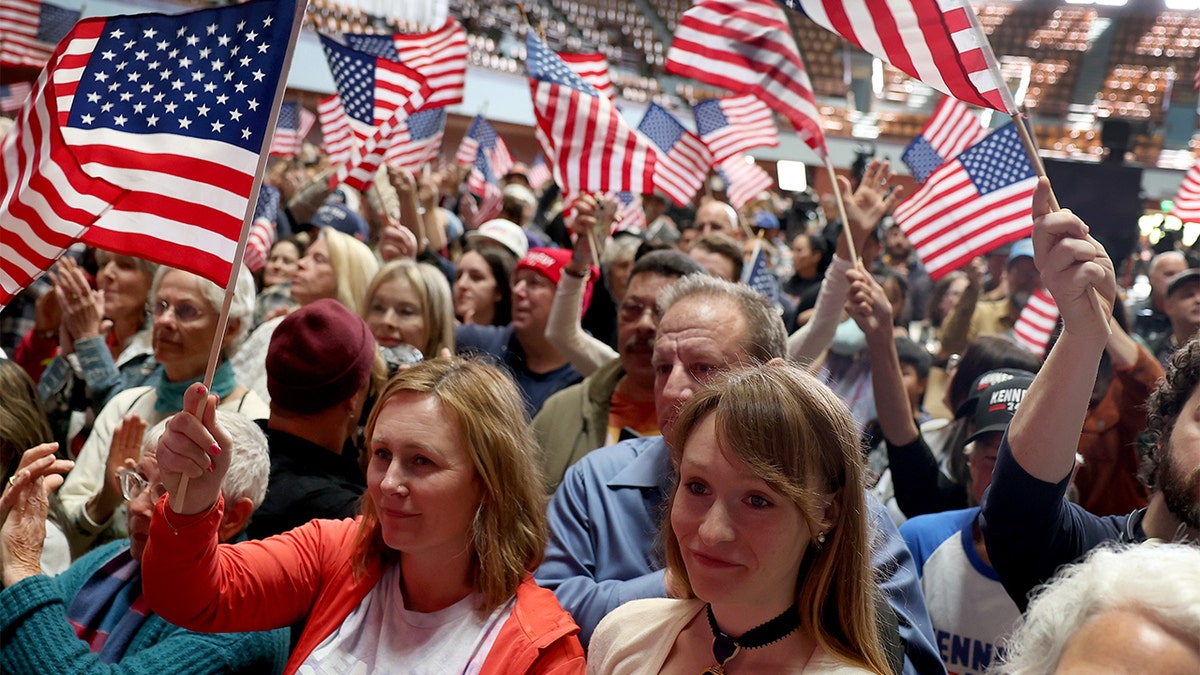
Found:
[309,202,368,241]
[1007,238,1034,267]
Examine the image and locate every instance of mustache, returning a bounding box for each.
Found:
[623,335,655,351]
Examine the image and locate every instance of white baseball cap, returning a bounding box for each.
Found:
[466,218,528,258]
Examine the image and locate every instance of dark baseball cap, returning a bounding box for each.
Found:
[966,370,1034,443]
[1166,268,1200,298]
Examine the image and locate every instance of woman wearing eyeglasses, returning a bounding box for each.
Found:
[55,265,268,557]
[0,415,288,673]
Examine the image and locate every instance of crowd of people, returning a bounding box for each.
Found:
[0,140,1197,675]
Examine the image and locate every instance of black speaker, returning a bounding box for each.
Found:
[1042,158,1142,267]
[1100,119,1134,159]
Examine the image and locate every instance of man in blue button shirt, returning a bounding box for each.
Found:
[535,274,944,675]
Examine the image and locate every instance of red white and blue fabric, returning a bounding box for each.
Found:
[0,81,33,113]
[0,0,79,70]
[269,101,315,157]
[317,94,353,166]
[558,51,615,101]
[741,239,781,306]
[1,0,302,307]
[319,33,430,191]
[527,32,658,203]
[382,106,446,171]
[527,155,553,190]
[893,122,1036,281]
[666,0,827,160]
[902,96,986,183]
[1169,156,1200,225]
[372,18,467,109]
[1012,288,1058,357]
[636,103,710,207]
[780,0,1013,113]
[458,115,514,223]
[613,191,646,234]
[243,184,280,273]
[716,154,773,209]
[693,94,778,165]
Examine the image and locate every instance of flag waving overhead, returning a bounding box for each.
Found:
[902,96,986,183]
[382,106,446,171]
[1,0,303,306]
[637,104,710,207]
[694,94,779,165]
[317,94,352,165]
[1170,157,1200,225]
[665,0,827,159]
[1013,288,1058,357]
[893,122,1037,280]
[780,0,1014,113]
[716,154,773,209]
[527,32,658,201]
[269,101,316,157]
[457,115,515,222]
[355,18,468,109]
[0,0,80,70]
[558,51,615,101]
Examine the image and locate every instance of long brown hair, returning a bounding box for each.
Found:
[352,357,547,613]
[663,364,889,673]
[0,360,54,480]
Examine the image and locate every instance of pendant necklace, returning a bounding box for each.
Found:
[701,602,802,674]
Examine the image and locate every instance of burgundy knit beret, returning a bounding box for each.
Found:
[266,299,375,413]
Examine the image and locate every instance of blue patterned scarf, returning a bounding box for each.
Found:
[154,359,236,414]
[66,547,151,663]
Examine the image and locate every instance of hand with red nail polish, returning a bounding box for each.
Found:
[156,382,232,515]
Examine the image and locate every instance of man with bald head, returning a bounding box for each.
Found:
[1132,250,1188,347]
[693,199,740,239]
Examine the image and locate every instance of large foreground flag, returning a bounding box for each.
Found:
[1170,157,1200,225]
[637,104,710,206]
[694,94,779,165]
[781,0,1013,113]
[902,96,986,183]
[666,0,827,159]
[1,0,303,306]
[527,32,658,200]
[893,122,1036,280]
[0,0,80,70]
[1012,288,1059,357]
[716,154,773,209]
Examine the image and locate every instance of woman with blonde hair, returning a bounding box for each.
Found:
[233,226,380,403]
[142,358,585,674]
[589,364,889,674]
[362,260,455,360]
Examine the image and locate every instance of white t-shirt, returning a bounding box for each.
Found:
[300,565,512,675]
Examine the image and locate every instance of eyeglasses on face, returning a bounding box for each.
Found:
[118,468,167,502]
[151,298,205,323]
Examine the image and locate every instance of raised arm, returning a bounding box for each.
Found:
[1007,178,1116,484]
[544,195,613,375]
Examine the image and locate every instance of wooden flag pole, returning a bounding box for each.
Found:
[174,0,309,510]
[824,155,859,265]
[1010,113,1111,334]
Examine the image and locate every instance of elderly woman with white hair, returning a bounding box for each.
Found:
[994,543,1200,674]
[56,265,268,557]
[0,413,288,673]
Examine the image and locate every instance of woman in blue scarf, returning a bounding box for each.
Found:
[55,264,268,558]
[0,413,287,673]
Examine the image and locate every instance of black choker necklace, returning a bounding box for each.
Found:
[702,602,801,674]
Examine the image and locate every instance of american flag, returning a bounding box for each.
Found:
[458,115,514,223]
[0,82,33,113]
[716,154,773,209]
[361,18,467,109]
[613,191,646,233]
[893,122,1037,281]
[781,0,1014,113]
[243,183,279,272]
[527,32,658,202]
[1,0,303,306]
[1012,287,1059,357]
[527,155,552,189]
[1170,156,1200,224]
[317,93,352,165]
[637,103,710,207]
[558,51,615,101]
[269,101,315,157]
[741,239,781,306]
[0,0,80,70]
[902,96,987,183]
[383,106,446,171]
[693,94,778,165]
[319,33,431,191]
[665,0,827,160]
